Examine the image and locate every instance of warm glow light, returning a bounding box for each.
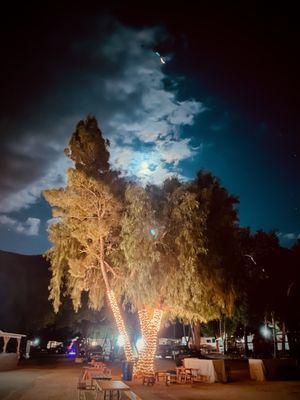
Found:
[134,308,163,375]
[107,290,135,362]
[136,337,145,352]
[118,334,125,347]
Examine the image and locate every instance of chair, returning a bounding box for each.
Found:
[91,360,105,368]
[142,374,155,386]
[154,371,167,382]
[103,367,112,377]
[165,372,177,385]
[176,367,192,384]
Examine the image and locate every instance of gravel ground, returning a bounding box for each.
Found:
[0,356,299,400]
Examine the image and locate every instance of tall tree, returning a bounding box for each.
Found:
[113,184,164,374]
[178,171,240,348]
[44,168,134,361]
[44,117,134,361]
[44,118,243,371]
[114,178,236,371]
[64,116,110,177]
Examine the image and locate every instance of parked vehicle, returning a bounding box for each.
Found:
[88,345,103,361]
[200,337,217,352]
[174,347,207,366]
[156,344,173,359]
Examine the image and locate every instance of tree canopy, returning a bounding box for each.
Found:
[43,116,300,358]
[44,168,121,312]
[64,116,110,177]
[113,177,238,323]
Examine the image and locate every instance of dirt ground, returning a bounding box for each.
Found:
[0,356,300,400]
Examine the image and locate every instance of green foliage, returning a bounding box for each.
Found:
[193,171,241,315]
[161,175,239,322]
[64,116,110,176]
[44,169,121,312]
[113,184,162,308]
[114,177,238,324]
[44,118,242,330]
[45,222,80,312]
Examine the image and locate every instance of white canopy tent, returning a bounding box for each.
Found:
[0,330,26,356]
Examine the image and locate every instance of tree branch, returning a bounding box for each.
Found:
[104,260,121,278]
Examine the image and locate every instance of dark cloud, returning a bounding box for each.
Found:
[1,4,299,253]
[0,17,203,216]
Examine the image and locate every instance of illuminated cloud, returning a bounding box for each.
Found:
[284,233,296,240]
[0,215,40,236]
[0,17,204,214]
[277,231,300,244]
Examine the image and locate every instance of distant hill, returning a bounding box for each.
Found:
[0,250,52,334]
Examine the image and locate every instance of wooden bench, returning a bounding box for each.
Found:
[123,390,143,400]
[77,382,95,400]
[77,389,96,400]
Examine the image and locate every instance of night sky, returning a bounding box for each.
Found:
[0,2,299,254]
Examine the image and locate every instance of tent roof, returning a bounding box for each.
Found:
[0,330,26,339]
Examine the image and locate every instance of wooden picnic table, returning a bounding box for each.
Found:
[94,380,130,400]
[82,365,111,379]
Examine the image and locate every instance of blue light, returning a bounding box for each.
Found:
[150,228,156,236]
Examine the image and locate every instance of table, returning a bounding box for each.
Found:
[95,380,130,400]
[92,374,112,390]
[83,366,111,378]
[183,358,227,383]
[249,359,266,381]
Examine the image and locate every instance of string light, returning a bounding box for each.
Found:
[134,308,163,375]
[107,290,163,374]
[107,290,135,362]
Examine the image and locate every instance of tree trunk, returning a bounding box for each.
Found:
[244,323,249,356]
[106,290,135,362]
[287,331,300,359]
[182,322,186,342]
[223,317,227,354]
[282,321,286,354]
[191,321,201,350]
[134,308,163,375]
[182,321,189,346]
[98,238,135,362]
[271,312,277,359]
[173,322,176,339]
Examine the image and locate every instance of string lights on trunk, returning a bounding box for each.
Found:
[107,289,135,362]
[134,308,163,375]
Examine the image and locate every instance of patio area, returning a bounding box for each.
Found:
[1,356,300,400]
